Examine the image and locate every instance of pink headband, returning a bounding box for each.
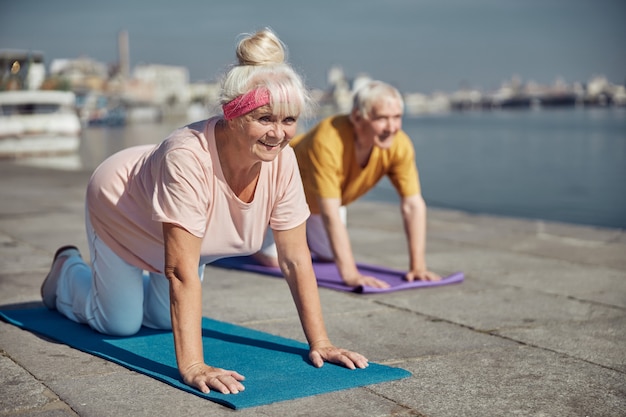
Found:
[222,88,271,120]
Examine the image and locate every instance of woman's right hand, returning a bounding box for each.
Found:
[182,363,246,394]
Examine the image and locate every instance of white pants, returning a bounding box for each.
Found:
[55,208,204,336]
[260,206,347,260]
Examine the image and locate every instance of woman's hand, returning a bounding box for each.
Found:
[309,340,369,370]
[182,362,246,394]
[274,225,368,372]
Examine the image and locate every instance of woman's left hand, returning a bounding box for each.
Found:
[309,341,369,370]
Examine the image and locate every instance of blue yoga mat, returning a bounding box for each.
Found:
[210,256,464,293]
[0,308,410,409]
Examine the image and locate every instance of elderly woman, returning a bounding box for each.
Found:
[41,28,368,395]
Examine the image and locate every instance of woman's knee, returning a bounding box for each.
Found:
[143,306,172,330]
[92,307,144,336]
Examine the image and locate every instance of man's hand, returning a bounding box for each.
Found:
[182,362,246,394]
[404,269,441,282]
[343,272,390,288]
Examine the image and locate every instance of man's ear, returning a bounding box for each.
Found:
[350,109,361,123]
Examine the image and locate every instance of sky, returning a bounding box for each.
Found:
[1,0,625,93]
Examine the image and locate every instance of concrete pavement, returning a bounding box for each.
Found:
[0,160,624,417]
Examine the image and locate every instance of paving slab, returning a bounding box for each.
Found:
[0,160,624,417]
[0,354,51,413]
[375,346,626,417]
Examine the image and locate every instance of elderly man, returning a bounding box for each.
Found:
[256,80,440,288]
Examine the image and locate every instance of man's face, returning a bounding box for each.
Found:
[355,98,403,150]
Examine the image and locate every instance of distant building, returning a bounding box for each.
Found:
[404,91,451,115]
[187,81,221,118]
[49,56,109,92]
[319,66,373,116]
[132,64,190,113]
[118,30,131,80]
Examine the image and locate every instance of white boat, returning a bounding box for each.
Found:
[0,90,81,158]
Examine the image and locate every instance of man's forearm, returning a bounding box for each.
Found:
[319,203,360,280]
[402,195,428,271]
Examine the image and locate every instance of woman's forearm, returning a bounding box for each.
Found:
[281,256,330,346]
[169,272,204,373]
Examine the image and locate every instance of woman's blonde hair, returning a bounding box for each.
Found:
[219,28,314,119]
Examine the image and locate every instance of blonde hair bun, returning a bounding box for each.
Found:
[219,28,314,118]
[236,28,285,66]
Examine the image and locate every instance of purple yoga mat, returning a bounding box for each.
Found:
[210,256,464,293]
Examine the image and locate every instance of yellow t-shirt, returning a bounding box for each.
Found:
[292,115,420,214]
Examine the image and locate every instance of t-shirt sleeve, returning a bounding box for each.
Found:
[269,148,310,231]
[151,148,210,237]
[308,125,343,200]
[388,133,421,197]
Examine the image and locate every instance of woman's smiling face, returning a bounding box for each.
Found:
[239,105,299,162]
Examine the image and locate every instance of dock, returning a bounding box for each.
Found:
[0,160,624,417]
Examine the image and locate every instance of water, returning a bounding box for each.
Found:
[369,107,626,229]
[20,107,625,230]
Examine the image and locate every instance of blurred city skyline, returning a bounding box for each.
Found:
[1,0,625,93]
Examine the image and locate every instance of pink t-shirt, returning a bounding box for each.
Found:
[87,117,310,273]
